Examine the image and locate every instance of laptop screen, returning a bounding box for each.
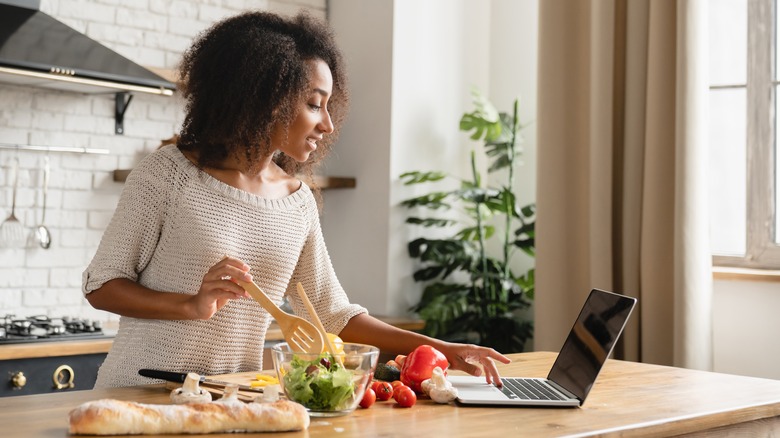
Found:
[546,289,637,402]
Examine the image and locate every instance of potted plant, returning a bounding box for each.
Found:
[399,88,535,353]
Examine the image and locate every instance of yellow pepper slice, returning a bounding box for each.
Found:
[325,333,345,355]
[250,374,279,387]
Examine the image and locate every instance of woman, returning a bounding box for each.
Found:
[83,10,509,388]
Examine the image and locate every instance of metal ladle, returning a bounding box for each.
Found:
[33,156,51,249]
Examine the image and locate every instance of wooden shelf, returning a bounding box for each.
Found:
[113,169,355,190]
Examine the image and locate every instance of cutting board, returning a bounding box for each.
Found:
[164,371,278,402]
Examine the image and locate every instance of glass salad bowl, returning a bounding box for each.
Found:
[271,342,379,417]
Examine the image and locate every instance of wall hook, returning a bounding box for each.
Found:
[115,92,134,135]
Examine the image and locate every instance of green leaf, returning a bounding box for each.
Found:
[482,189,514,215]
[470,87,500,123]
[488,154,512,172]
[455,225,495,241]
[400,192,451,210]
[405,217,457,227]
[414,282,470,310]
[457,187,500,204]
[399,170,448,185]
[408,238,476,265]
[459,89,502,142]
[515,268,535,300]
[413,266,446,282]
[414,286,471,338]
[518,203,536,220]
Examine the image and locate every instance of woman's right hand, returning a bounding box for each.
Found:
[189,256,253,319]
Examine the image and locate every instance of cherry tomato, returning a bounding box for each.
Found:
[372,381,394,401]
[390,380,405,391]
[394,385,416,408]
[359,388,376,409]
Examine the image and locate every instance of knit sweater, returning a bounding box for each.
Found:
[83,145,366,388]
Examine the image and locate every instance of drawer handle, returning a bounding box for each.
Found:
[53,365,75,390]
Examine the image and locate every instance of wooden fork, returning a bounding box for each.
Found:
[236,279,324,354]
[295,282,339,358]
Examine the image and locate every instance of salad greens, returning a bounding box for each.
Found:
[283,352,356,411]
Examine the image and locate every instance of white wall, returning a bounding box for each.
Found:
[713,279,780,379]
[326,0,538,318]
[0,0,327,322]
[321,0,395,315]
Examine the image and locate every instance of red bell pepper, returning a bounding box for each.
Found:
[400,345,449,393]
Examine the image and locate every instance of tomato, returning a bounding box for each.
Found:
[390,380,405,391]
[359,388,376,409]
[372,381,394,401]
[394,385,416,408]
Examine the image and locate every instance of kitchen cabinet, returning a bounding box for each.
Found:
[0,339,112,397]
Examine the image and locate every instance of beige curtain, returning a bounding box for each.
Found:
[535,0,712,369]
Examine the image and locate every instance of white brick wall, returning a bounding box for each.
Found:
[0,0,326,322]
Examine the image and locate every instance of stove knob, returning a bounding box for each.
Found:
[53,365,75,390]
[11,372,26,389]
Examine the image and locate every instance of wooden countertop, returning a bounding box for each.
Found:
[0,338,115,360]
[3,351,780,437]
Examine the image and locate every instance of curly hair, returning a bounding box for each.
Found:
[176,10,350,182]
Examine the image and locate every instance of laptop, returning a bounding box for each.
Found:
[449,288,637,407]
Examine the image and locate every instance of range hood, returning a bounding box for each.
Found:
[0,0,175,96]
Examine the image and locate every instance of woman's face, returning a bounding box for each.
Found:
[272,59,335,162]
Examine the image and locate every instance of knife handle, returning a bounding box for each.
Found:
[138,369,202,383]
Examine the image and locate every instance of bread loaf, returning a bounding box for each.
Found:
[68,398,309,435]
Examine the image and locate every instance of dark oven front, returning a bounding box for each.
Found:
[1,353,106,397]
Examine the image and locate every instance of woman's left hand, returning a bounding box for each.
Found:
[437,342,511,386]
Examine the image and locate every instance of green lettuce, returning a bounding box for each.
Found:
[284,353,356,411]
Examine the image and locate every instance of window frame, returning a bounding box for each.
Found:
[713,0,780,269]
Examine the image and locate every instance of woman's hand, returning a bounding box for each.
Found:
[436,342,511,386]
[188,256,253,319]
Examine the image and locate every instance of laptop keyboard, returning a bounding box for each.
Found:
[500,378,567,401]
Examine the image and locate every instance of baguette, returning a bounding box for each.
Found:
[68,398,309,435]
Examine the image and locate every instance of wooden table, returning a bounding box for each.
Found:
[3,351,780,437]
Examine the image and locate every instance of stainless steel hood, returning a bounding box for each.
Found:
[0,0,175,96]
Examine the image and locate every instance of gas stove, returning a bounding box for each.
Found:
[0,314,107,344]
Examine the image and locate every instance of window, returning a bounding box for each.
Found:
[709,0,780,269]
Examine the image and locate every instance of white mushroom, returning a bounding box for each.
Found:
[254,384,281,403]
[169,372,212,404]
[422,366,458,404]
[216,384,241,404]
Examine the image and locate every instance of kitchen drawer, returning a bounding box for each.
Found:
[1,353,106,397]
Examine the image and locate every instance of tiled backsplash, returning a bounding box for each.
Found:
[0,0,325,322]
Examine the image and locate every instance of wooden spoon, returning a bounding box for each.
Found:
[235,279,324,354]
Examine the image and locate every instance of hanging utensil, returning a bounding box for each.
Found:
[0,157,26,248]
[33,156,52,249]
[235,279,324,354]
